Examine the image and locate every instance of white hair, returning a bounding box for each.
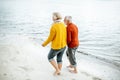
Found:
[65,16,72,22]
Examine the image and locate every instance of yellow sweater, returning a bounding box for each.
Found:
[43,22,67,49]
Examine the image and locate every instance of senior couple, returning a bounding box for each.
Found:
[42,12,79,75]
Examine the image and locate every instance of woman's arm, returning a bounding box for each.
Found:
[42,26,56,47]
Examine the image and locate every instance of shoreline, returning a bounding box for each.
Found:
[77,50,120,71]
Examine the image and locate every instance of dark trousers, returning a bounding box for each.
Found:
[66,47,78,67]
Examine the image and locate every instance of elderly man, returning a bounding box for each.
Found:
[64,16,79,73]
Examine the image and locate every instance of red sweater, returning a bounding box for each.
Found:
[67,23,79,48]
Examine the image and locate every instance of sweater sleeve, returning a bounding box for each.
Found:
[42,26,56,46]
[67,27,71,45]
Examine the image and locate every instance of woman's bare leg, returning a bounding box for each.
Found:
[58,63,62,70]
[50,60,60,75]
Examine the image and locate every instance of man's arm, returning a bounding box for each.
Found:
[67,27,71,45]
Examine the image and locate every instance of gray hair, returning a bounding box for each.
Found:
[65,16,72,22]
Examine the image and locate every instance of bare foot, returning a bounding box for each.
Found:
[69,70,78,74]
[67,65,73,68]
[53,71,61,76]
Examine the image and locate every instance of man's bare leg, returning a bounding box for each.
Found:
[50,60,60,75]
[67,64,73,68]
[69,67,78,73]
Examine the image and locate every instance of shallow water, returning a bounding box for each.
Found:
[0,0,120,66]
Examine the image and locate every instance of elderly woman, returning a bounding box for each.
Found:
[42,12,66,75]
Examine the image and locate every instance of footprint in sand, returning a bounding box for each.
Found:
[3,73,7,76]
[81,71,90,76]
[71,79,76,80]
[16,50,20,54]
[19,66,30,71]
[18,66,33,72]
[81,71,102,80]
[26,79,31,80]
[92,77,102,80]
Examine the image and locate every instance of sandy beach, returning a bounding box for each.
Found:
[0,34,120,80]
[0,34,92,80]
